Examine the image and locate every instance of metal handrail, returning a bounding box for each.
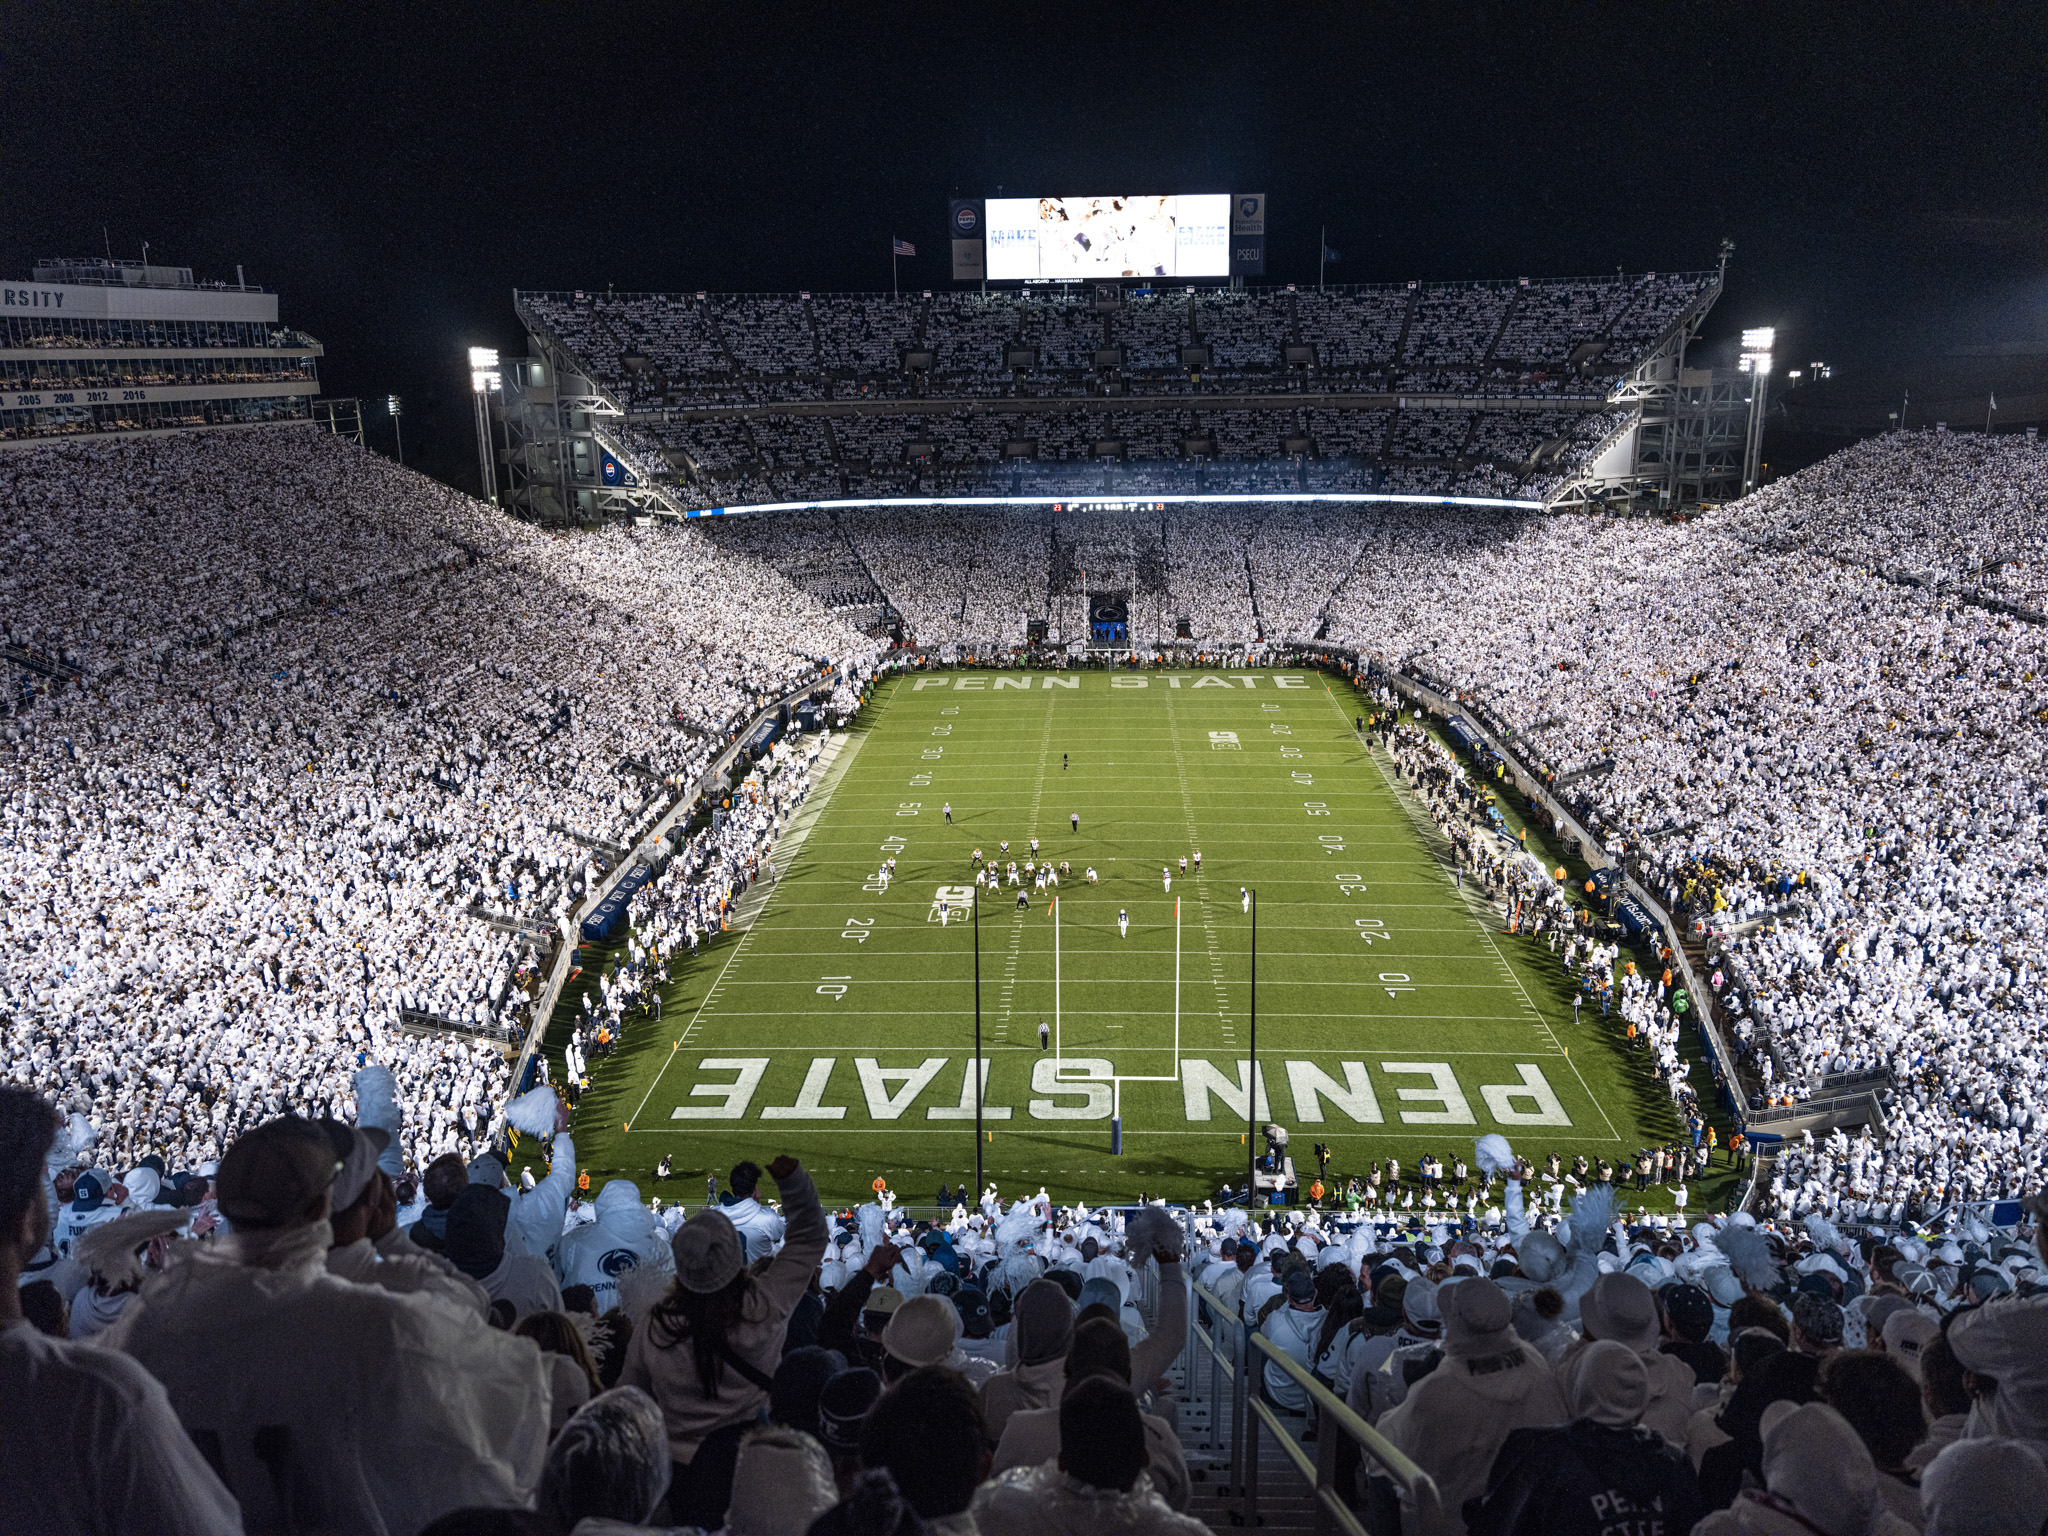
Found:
[1190,1278,1449,1536]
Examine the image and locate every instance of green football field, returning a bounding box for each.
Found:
[540,666,1730,1211]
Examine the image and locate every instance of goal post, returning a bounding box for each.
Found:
[1049,894,1183,1154]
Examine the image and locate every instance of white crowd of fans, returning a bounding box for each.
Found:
[522,272,1710,405]
[1321,432,2048,1220]
[1,429,885,1177]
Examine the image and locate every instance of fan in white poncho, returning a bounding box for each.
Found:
[1475,1134,1528,1240]
[1539,1183,1617,1324]
[505,1084,561,1137]
[1713,1221,1783,1292]
[71,1208,191,1339]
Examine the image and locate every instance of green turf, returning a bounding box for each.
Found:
[539,666,1733,1211]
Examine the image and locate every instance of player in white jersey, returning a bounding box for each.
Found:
[1241,887,1251,914]
[1193,850,1202,872]
[1178,856,1187,876]
[1029,836,1040,855]
[1086,867,1098,884]
[1162,867,1171,893]
[1118,908,1129,937]
[938,899,950,926]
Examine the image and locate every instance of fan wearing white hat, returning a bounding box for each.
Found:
[1377,1277,1567,1533]
[616,1153,826,1528]
[1554,1271,1698,1447]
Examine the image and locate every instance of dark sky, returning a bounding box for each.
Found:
[12,3,2045,489]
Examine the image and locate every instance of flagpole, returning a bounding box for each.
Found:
[1320,226,1325,292]
[893,248,898,299]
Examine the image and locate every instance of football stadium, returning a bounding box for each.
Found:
[6,13,2047,1533]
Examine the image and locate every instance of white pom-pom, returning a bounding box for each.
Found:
[1713,1223,1780,1289]
[1474,1134,1515,1177]
[505,1085,560,1137]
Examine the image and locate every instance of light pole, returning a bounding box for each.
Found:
[972,879,984,1197]
[469,348,502,504]
[387,394,405,467]
[1738,328,1774,494]
[1247,887,1258,1207]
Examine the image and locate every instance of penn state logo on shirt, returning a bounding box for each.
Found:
[954,205,978,233]
[599,1248,640,1279]
[1240,197,1260,218]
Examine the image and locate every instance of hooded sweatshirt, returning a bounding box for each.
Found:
[1260,1302,1327,1412]
[555,1180,672,1313]
[1378,1325,1568,1534]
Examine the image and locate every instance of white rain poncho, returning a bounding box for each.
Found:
[106,1220,551,1536]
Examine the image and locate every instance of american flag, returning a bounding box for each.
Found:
[892,238,916,257]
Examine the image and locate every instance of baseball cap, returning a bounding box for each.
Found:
[317,1119,392,1212]
[215,1116,339,1230]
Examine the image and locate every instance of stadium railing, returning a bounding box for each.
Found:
[1188,1276,1449,1536]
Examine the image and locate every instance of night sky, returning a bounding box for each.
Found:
[13,3,2045,490]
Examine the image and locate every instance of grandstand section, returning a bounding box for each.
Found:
[1,258,324,443]
[486,265,1734,524]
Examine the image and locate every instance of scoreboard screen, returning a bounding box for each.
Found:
[984,194,1231,281]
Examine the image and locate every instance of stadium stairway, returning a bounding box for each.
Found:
[1168,1341,1320,1534]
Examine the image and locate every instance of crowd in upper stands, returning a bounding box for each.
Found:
[518,274,1700,512]
[0,430,885,1179]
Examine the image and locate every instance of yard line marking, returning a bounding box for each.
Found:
[628,927,756,1129]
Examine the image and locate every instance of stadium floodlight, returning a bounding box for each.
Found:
[467,350,501,504]
[1738,330,1775,493]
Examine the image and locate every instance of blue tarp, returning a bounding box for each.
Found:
[581,860,657,943]
[1615,897,1658,940]
[746,719,781,759]
[1445,714,1483,754]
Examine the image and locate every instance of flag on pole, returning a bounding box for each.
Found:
[1322,244,1341,263]
[1989,392,1998,411]
[892,238,916,256]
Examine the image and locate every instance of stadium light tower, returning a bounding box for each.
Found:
[1738,327,1774,494]
[386,394,405,467]
[468,347,502,504]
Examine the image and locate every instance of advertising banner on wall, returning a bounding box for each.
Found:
[1230,192,1267,277]
[948,199,985,281]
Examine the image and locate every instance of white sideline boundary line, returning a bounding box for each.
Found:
[1325,675,1622,1142]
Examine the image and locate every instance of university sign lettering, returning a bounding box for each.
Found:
[665,1056,1573,1128]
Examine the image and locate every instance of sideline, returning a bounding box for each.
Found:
[501,669,834,1120]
